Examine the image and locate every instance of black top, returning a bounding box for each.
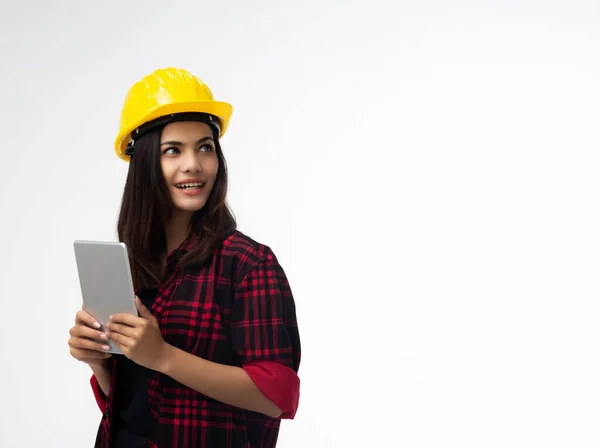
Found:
[111,288,158,448]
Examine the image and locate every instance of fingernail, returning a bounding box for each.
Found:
[102,345,110,351]
[100,333,108,340]
[109,315,113,320]
[93,321,101,329]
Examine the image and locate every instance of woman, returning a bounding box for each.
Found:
[67,67,301,448]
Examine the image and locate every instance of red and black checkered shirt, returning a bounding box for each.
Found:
[90,230,301,447]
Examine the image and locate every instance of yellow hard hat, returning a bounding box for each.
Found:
[114,67,233,162]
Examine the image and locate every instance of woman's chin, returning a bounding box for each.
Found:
[172,199,207,214]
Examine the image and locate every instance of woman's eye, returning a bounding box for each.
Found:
[163,145,212,155]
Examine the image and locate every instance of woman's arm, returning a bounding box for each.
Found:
[90,361,112,397]
[107,252,301,419]
[107,302,285,419]
[156,345,283,418]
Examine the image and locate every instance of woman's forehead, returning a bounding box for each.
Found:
[161,121,213,141]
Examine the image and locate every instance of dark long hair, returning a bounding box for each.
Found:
[117,124,237,289]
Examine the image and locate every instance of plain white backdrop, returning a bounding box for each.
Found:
[1,0,600,447]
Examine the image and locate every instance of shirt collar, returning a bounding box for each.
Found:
[166,229,198,265]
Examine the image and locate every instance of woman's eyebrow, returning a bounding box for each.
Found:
[160,136,214,146]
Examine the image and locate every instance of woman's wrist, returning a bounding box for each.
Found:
[89,358,112,374]
[155,342,176,375]
[89,358,112,397]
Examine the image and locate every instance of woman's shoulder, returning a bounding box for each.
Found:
[216,230,279,280]
[219,230,276,261]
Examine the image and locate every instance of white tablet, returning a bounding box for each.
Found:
[73,240,139,355]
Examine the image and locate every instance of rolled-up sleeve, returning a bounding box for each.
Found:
[90,374,107,412]
[231,251,301,419]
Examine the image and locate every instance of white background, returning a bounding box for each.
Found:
[1,1,599,447]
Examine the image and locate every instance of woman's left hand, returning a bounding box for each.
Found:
[106,297,170,371]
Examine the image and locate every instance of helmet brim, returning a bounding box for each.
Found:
[114,100,233,162]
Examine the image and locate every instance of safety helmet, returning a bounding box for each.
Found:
[114,67,233,162]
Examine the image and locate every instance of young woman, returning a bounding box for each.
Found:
[67,67,301,448]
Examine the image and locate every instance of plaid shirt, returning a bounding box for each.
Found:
[90,230,301,447]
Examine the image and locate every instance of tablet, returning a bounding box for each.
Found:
[73,240,138,355]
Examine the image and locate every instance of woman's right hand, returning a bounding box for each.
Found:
[68,308,112,367]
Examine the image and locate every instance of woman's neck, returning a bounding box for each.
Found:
[165,210,194,255]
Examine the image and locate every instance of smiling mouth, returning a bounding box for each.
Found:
[175,182,205,190]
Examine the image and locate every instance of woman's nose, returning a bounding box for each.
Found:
[181,151,202,173]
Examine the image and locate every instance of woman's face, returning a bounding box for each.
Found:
[160,121,219,215]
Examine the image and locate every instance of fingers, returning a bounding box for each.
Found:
[69,323,108,342]
[109,312,142,327]
[105,330,131,348]
[135,297,156,322]
[70,308,113,363]
[76,309,101,329]
[68,334,111,353]
[70,347,112,360]
[105,322,136,338]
